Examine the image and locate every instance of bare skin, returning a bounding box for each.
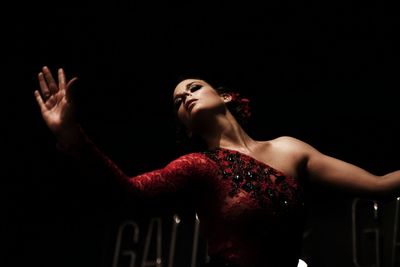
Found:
[34,66,80,145]
[35,67,400,198]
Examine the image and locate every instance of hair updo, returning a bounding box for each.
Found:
[214,86,252,126]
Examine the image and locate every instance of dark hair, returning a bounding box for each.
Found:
[172,78,252,153]
[214,86,252,126]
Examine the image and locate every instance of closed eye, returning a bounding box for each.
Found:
[173,97,184,111]
[189,84,202,92]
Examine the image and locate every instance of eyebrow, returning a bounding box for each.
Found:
[173,81,196,101]
[186,81,196,90]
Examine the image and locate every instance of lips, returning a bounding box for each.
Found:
[185,99,197,111]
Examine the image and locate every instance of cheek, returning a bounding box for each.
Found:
[198,90,221,106]
[200,89,216,98]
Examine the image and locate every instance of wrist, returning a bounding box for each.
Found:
[55,124,84,153]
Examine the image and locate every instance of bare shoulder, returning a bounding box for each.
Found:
[255,136,317,178]
[262,136,321,160]
[269,136,316,151]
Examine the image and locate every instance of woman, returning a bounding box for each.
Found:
[34,66,400,267]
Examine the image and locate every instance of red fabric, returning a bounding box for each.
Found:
[198,148,306,267]
[64,131,306,267]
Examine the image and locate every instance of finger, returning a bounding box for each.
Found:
[34,90,47,113]
[38,72,51,99]
[42,66,59,93]
[58,68,66,90]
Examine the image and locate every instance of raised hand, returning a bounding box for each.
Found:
[34,66,79,141]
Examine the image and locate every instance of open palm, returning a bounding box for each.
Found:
[34,66,78,136]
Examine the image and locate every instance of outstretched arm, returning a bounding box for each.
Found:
[34,66,215,201]
[60,129,213,200]
[303,141,400,198]
[280,137,400,198]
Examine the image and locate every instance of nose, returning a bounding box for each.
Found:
[183,94,197,111]
[182,92,192,104]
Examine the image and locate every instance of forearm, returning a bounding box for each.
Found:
[380,170,400,197]
[54,125,211,202]
[55,125,135,194]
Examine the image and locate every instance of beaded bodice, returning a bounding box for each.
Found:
[197,147,306,267]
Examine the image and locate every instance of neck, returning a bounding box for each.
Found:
[196,112,256,152]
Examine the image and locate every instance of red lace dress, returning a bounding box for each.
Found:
[62,130,306,267]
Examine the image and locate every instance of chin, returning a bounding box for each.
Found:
[188,103,201,116]
[192,105,213,119]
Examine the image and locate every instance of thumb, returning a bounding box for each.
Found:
[65,77,78,99]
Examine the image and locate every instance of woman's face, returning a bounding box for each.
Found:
[173,79,229,131]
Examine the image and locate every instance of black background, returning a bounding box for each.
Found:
[3,1,399,267]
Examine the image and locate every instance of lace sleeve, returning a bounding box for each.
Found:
[127,152,215,198]
[57,126,217,200]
